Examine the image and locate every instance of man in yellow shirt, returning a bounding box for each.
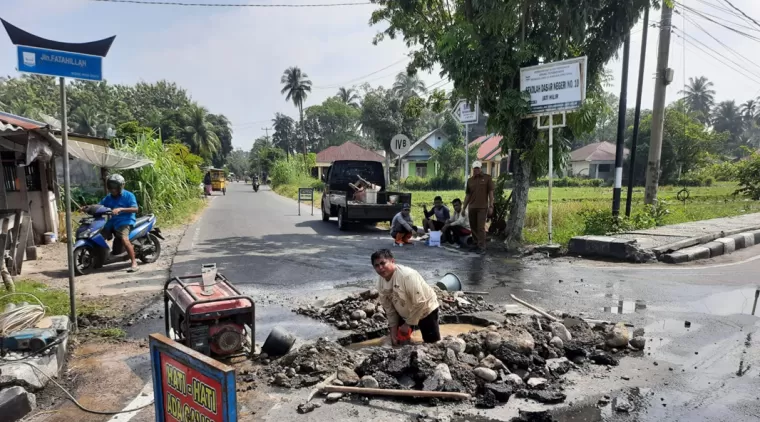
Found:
[371,249,440,345]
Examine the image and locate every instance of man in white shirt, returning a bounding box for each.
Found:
[441,198,472,246]
[371,249,440,345]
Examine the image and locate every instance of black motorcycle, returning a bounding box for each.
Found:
[253,178,260,192]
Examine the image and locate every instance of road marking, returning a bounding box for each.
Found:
[107,382,153,422]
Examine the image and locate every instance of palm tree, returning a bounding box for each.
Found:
[337,87,360,108]
[280,66,312,155]
[393,72,426,99]
[680,76,715,125]
[712,100,743,155]
[71,105,100,136]
[272,113,296,159]
[740,99,757,124]
[7,101,41,121]
[183,103,221,160]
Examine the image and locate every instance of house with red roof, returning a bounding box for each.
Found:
[468,134,510,178]
[569,141,629,180]
[314,141,386,180]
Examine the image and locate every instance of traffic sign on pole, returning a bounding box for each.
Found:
[390,133,411,156]
[451,99,478,124]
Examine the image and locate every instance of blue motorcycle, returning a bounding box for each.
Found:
[73,205,163,275]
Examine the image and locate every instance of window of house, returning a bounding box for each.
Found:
[1,152,44,192]
[415,163,427,178]
[597,164,611,173]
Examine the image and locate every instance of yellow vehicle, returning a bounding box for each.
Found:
[209,168,226,195]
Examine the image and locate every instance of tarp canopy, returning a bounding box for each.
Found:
[67,140,153,170]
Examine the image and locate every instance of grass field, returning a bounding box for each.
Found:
[274,182,760,246]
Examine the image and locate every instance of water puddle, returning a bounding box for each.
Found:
[346,323,485,350]
[255,305,340,343]
[687,288,760,316]
[602,299,647,314]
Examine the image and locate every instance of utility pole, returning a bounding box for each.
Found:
[645,2,673,204]
[612,35,630,216]
[261,127,272,143]
[626,6,650,217]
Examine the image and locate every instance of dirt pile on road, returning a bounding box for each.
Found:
[261,314,642,410]
[294,288,495,333]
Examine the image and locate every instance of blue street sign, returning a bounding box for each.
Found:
[17,45,102,81]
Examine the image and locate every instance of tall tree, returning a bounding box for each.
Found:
[740,99,757,124]
[392,72,426,99]
[712,100,744,156]
[680,76,716,125]
[272,113,297,158]
[183,103,220,160]
[280,66,313,156]
[207,114,233,167]
[336,87,361,108]
[372,0,648,245]
[71,105,101,136]
[225,148,249,178]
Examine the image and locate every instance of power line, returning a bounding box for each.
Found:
[677,1,760,33]
[681,13,760,73]
[675,3,760,41]
[312,58,408,89]
[720,0,760,29]
[672,29,760,86]
[89,0,372,7]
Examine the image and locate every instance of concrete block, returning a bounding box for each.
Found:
[752,230,760,244]
[703,241,725,258]
[0,386,36,422]
[716,238,736,254]
[0,315,69,391]
[742,233,755,248]
[609,238,636,259]
[730,233,746,249]
[685,246,710,261]
[663,252,689,264]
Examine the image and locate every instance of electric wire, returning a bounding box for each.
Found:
[313,58,409,89]
[0,361,155,414]
[719,0,760,29]
[677,1,760,33]
[680,12,760,72]
[672,28,760,86]
[0,293,46,336]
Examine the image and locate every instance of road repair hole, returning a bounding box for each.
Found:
[347,323,487,349]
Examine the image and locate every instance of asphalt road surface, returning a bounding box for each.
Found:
[143,182,760,421]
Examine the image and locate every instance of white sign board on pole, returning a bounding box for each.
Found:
[451,99,478,124]
[520,56,587,117]
[390,133,411,156]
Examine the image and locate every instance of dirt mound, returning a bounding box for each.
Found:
[294,288,495,334]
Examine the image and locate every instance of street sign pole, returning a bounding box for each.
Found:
[537,113,566,245]
[451,99,478,189]
[390,134,411,189]
[59,77,77,331]
[463,124,469,189]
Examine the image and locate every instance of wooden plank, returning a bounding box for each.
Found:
[8,209,22,272]
[0,162,7,209]
[13,212,30,275]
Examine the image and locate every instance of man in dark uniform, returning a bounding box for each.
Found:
[462,161,494,254]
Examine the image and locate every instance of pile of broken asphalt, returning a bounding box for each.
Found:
[294,287,495,337]
[257,298,646,414]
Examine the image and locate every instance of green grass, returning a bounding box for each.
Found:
[89,327,127,339]
[273,181,759,246]
[0,280,101,316]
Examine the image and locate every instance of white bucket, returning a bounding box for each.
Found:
[365,188,379,204]
[43,232,56,244]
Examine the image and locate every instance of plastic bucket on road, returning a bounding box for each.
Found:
[436,272,462,291]
[261,326,296,357]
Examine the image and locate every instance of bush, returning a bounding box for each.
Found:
[735,153,760,200]
[701,161,740,182]
[112,133,204,224]
[402,174,465,190]
[581,201,669,236]
[677,174,713,187]
[270,154,315,187]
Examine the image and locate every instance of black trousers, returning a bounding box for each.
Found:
[404,307,440,343]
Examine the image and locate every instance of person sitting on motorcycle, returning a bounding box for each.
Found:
[98,174,139,272]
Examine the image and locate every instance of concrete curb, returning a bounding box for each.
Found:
[651,224,760,256]
[662,229,760,263]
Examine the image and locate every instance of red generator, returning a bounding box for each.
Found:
[164,265,255,359]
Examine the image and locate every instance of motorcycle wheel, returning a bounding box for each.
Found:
[73,245,95,276]
[139,234,162,264]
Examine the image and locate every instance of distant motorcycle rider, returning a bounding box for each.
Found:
[84,174,139,272]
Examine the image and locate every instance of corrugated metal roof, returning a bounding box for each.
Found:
[570,141,629,162]
[0,111,46,131]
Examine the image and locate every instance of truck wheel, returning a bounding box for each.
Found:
[322,205,330,222]
[337,208,348,231]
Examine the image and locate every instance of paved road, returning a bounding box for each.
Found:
[133,182,760,421]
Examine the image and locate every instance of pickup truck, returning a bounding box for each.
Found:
[321,160,411,230]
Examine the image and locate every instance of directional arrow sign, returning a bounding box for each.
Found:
[390,133,411,156]
[451,99,478,124]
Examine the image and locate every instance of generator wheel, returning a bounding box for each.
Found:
[139,234,162,264]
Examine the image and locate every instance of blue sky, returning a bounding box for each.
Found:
[0,0,446,149]
[3,0,760,149]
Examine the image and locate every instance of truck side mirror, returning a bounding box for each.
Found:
[321,173,327,182]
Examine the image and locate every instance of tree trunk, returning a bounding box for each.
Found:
[505,151,531,247]
[299,104,307,156]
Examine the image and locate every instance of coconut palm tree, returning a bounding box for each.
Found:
[183,103,220,160]
[712,100,743,155]
[7,101,41,121]
[393,72,426,99]
[679,76,715,125]
[740,99,757,124]
[337,87,360,108]
[71,105,101,136]
[280,66,312,155]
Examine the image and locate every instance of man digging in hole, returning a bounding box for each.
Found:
[372,249,440,345]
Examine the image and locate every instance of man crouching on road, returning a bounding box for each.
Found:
[372,249,440,345]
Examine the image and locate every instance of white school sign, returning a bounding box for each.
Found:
[520,56,587,117]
